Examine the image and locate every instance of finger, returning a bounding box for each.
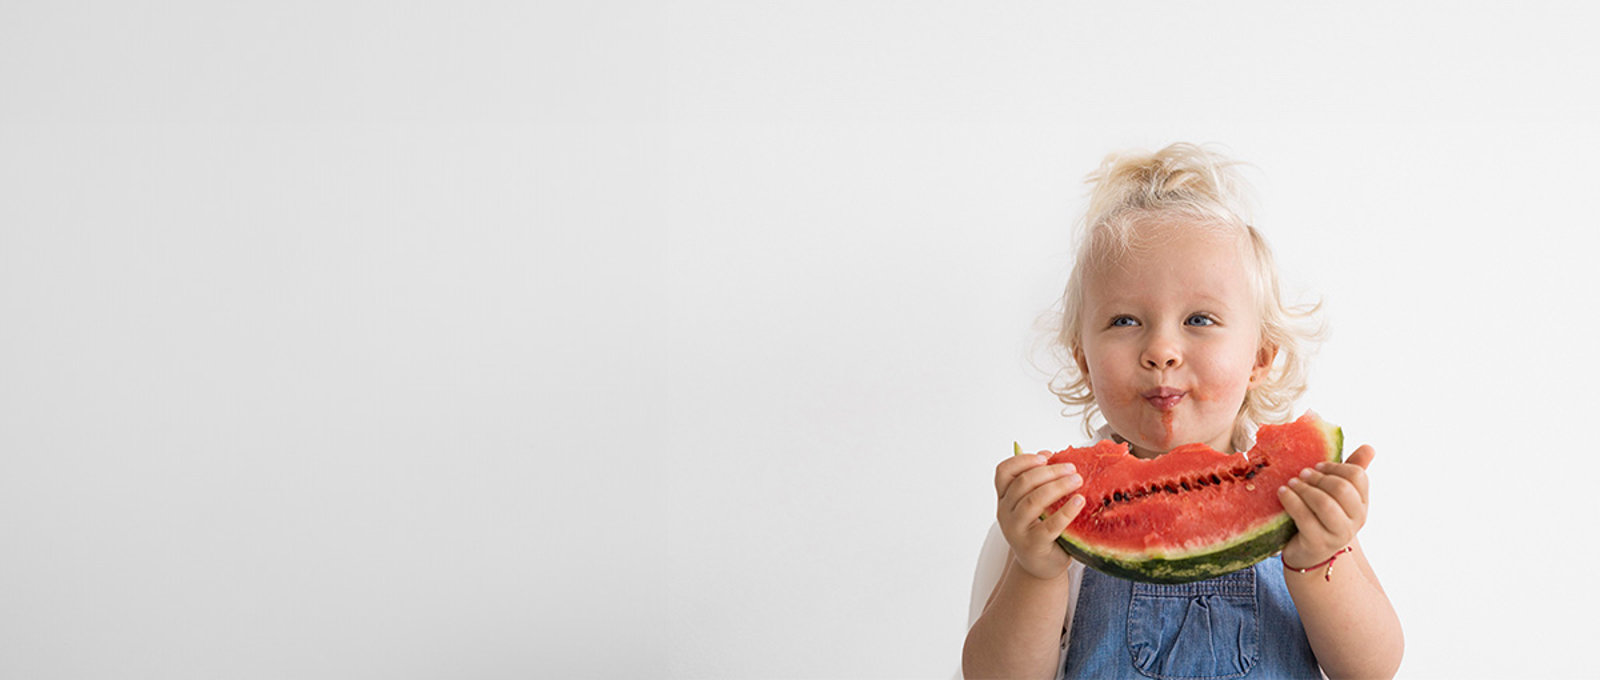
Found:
[1276,482,1330,537]
[1004,463,1079,515]
[1019,471,1085,519]
[1345,445,1375,470]
[1313,461,1370,506]
[998,469,1079,540]
[995,453,1049,497]
[1298,468,1366,520]
[1040,494,1085,537]
[1285,477,1351,534]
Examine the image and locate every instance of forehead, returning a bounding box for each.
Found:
[1082,225,1256,308]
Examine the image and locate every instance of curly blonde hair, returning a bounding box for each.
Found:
[1045,143,1324,439]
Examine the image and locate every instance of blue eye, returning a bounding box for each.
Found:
[1186,314,1216,326]
[1110,316,1138,327]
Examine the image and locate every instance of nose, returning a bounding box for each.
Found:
[1141,332,1182,370]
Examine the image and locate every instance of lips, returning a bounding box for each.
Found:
[1142,387,1186,410]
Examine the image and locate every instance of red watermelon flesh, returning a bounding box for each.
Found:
[1032,411,1343,583]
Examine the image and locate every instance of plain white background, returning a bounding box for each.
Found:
[3,2,1598,678]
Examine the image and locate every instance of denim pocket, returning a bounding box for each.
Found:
[1125,567,1259,680]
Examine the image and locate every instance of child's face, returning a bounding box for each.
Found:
[1074,224,1273,459]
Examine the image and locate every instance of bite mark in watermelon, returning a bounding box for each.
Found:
[1019,411,1343,584]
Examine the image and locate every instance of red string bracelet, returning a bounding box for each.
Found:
[1284,546,1353,581]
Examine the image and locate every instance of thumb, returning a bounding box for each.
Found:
[1346,444,1376,470]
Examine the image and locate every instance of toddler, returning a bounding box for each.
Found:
[962,144,1403,679]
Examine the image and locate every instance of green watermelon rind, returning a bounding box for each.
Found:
[1055,514,1294,584]
[1049,418,1344,584]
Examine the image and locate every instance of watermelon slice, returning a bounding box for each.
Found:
[1021,411,1343,584]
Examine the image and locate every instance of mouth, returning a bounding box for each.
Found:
[1141,387,1186,411]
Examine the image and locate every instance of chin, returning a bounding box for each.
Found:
[1138,428,1178,451]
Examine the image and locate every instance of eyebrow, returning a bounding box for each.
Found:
[1089,293,1235,313]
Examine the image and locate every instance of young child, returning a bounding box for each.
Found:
[963,144,1403,679]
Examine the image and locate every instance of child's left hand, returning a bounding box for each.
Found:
[1276,445,1376,569]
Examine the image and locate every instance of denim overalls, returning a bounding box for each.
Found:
[1060,556,1321,679]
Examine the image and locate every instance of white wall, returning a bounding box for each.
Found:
[3,2,1596,678]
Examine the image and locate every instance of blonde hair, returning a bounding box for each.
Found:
[1046,143,1324,438]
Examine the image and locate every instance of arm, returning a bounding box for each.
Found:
[963,553,1073,679]
[963,453,1085,680]
[1277,445,1405,679]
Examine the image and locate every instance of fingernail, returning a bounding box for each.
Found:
[1287,477,1300,487]
[1059,463,1076,474]
[1315,462,1330,471]
[1036,454,1048,464]
[1299,468,1315,479]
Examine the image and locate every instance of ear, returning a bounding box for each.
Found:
[1249,343,1278,385]
[1073,345,1089,378]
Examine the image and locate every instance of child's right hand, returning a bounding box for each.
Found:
[994,453,1087,581]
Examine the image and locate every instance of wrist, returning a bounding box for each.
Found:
[1012,555,1072,584]
[1282,546,1353,581]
